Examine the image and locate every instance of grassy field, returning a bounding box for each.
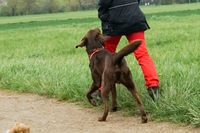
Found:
[0,3,200,126]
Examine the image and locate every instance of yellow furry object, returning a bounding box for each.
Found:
[7,123,30,133]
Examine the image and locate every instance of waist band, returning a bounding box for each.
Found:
[109,2,138,10]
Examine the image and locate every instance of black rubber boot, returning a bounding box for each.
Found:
[148,86,160,101]
[91,90,102,105]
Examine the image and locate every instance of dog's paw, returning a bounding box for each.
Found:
[110,107,118,112]
[141,115,148,123]
[89,99,97,106]
[98,117,106,122]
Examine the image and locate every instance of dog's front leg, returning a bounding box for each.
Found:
[111,85,118,112]
[87,82,98,106]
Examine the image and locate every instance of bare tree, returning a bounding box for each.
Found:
[7,0,17,16]
[1,0,199,16]
[24,0,37,14]
[43,0,59,13]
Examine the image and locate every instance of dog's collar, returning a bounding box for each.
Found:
[89,47,104,60]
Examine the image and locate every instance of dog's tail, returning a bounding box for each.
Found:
[113,40,142,64]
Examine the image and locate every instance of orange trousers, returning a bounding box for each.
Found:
[104,31,159,88]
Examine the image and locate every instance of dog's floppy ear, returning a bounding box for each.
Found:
[75,37,87,48]
[96,34,104,45]
[94,28,101,39]
[94,28,105,45]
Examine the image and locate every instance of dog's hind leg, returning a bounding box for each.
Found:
[121,73,148,123]
[111,84,118,112]
[129,87,148,123]
[98,78,112,122]
[87,82,99,106]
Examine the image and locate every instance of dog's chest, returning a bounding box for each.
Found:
[89,55,106,75]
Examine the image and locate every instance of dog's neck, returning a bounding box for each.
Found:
[86,40,104,60]
[88,47,104,60]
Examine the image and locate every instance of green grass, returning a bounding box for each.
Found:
[0,10,98,24]
[0,3,200,126]
[0,3,199,24]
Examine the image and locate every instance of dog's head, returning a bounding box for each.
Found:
[75,28,104,53]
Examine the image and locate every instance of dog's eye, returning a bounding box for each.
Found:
[81,37,88,44]
[95,33,100,40]
[81,37,86,41]
[83,37,88,44]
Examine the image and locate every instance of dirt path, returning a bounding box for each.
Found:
[0,90,199,133]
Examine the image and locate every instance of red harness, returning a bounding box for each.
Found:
[89,47,104,60]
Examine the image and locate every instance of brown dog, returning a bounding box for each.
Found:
[7,123,30,133]
[76,28,147,123]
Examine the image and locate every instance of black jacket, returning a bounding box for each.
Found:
[98,0,150,35]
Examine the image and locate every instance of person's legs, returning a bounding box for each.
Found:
[92,35,121,105]
[126,31,160,100]
[103,35,122,53]
[97,35,121,93]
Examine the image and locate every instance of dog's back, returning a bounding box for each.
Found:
[90,40,142,76]
[113,40,141,65]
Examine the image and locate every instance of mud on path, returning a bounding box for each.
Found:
[0,90,199,133]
